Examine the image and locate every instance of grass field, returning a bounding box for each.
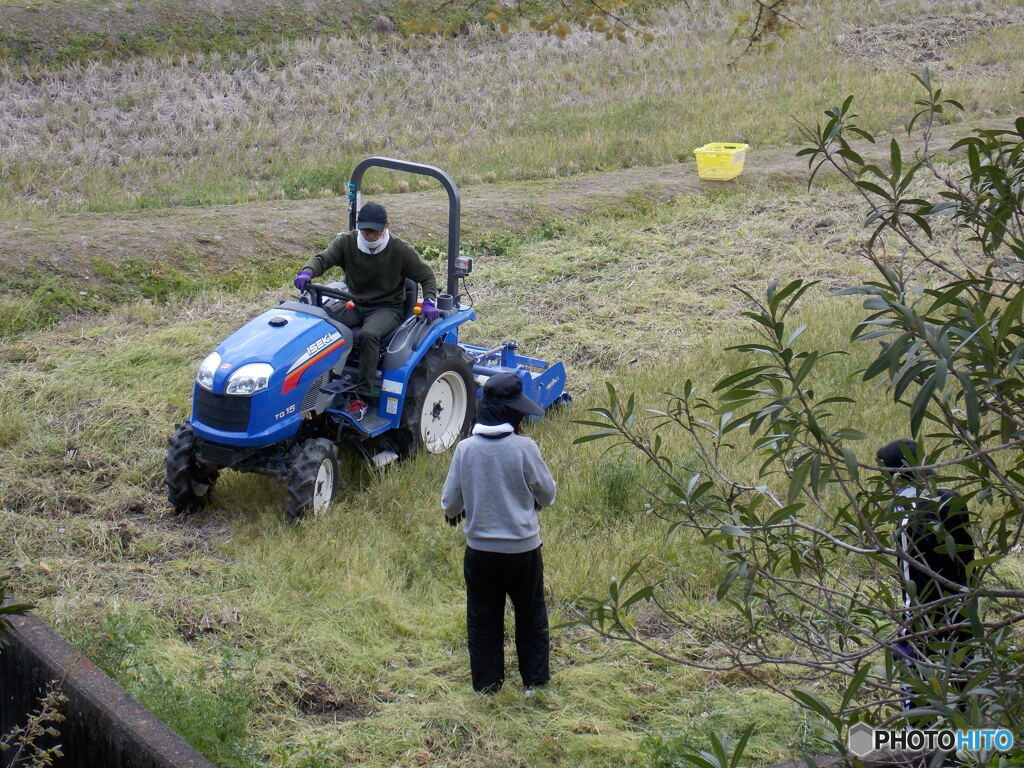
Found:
[0,171,976,766]
[2,0,1023,765]
[1,0,1022,218]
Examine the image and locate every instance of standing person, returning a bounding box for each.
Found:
[877,439,975,708]
[441,373,557,695]
[293,202,439,416]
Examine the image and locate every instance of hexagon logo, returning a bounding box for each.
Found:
[848,723,875,756]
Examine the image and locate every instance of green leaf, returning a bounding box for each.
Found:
[677,754,721,768]
[573,419,618,429]
[714,366,772,392]
[840,663,871,711]
[791,686,840,729]
[965,554,1002,579]
[838,147,865,165]
[730,726,755,768]
[997,288,1024,346]
[893,360,929,403]
[862,296,890,310]
[717,566,740,600]
[889,138,902,180]
[915,66,932,92]
[842,447,860,483]
[573,431,621,445]
[816,397,855,406]
[955,372,980,435]
[620,586,655,611]
[910,368,939,436]
[855,180,893,200]
[0,602,34,616]
[721,523,750,538]
[718,388,762,403]
[788,458,812,504]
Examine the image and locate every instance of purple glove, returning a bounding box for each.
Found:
[294,269,313,291]
[892,639,922,662]
[421,298,440,322]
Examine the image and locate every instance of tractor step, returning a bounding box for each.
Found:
[320,377,357,396]
[326,406,391,435]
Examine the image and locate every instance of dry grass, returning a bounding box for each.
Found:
[1,0,1021,217]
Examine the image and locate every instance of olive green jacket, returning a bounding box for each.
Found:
[303,231,437,309]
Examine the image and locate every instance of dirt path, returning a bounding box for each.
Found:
[0,122,992,292]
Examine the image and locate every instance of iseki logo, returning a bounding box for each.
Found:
[306,332,337,357]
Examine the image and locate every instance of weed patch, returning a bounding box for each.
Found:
[76,610,260,767]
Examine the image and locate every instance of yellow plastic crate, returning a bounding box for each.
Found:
[693,142,750,180]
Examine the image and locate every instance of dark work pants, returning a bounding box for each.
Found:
[336,305,403,398]
[463,546,549,693]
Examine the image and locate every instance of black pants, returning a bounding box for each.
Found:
[463,546,549,693]
[335,304,403,398]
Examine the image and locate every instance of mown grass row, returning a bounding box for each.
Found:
[1,174,964,766]
[1,0,1021,218]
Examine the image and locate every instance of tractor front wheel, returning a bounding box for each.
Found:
[165,422,219,513]
[286,438,339,520]
[397,343,476,456]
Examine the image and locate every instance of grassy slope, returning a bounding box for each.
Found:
[1,176,944,767]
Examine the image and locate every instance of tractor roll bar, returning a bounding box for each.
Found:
[348,157,461,299]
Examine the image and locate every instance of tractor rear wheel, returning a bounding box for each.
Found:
[286,438,339,520]
[165,422,219,513]
[396,343,476,456]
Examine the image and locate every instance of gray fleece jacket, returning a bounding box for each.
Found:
[441,423,557,553]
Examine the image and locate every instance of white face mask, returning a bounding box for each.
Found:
[357,229,390,254]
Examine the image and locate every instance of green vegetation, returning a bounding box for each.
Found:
[0,304,851,766]
[573,88,1024,753]
[80,611,260,767]
[0,255,298,338]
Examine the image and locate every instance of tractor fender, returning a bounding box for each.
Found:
[381,312,469,372]
[381,317,432,371]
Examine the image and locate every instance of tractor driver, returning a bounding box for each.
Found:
[294,202,440,416]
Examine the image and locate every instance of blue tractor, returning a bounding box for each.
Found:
[165,158,569,519]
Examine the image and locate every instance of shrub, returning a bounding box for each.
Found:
[574,73,1024,762]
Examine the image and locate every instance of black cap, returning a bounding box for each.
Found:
[876,439,919,470]
[482,372,544,416]
[356,202,387,231]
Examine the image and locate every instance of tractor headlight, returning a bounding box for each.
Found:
[196,352,221,391]
[225,363,274,396]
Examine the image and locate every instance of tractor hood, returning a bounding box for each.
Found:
[207,307,348,395]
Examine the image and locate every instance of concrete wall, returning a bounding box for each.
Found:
[1,612,215,768]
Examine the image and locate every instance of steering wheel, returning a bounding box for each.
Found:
[301,282,356,309]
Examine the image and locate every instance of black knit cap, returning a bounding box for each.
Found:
[876,439,919,470]
[356,202,387,230]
